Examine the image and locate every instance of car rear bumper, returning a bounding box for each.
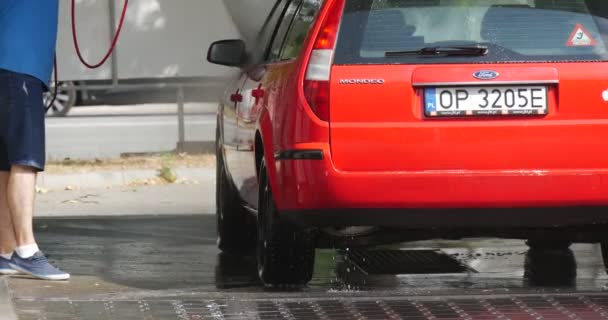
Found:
[273,144,608,225]
[282,206,608,228]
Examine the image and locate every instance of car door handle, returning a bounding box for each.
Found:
[230,89,243,103]
[252,85,265,104]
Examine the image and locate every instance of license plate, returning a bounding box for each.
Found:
[424,86,548,117]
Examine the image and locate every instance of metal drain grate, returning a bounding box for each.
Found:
[346,249,470,275]
[14,294,608,320]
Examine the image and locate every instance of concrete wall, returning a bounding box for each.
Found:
[223,0,277,44]
[56,0,242,81]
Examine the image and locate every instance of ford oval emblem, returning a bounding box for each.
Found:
[473,70,499,80]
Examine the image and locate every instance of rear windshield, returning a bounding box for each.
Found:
[334,0,608,64]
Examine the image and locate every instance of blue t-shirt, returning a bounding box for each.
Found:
[0,0,59,87]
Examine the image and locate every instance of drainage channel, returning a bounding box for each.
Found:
[345,249,472,275]
[13,294,608,320]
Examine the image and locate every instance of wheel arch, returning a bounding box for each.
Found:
[256,109,282,208]
[216,104,225,161]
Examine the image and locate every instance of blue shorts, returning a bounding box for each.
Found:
[0,69,45,172]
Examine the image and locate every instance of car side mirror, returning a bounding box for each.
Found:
[207,39,246,67]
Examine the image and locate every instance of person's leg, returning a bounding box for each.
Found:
[0,70,18,274]
[0,171,19,275]
[7,165,37,249]
[7,165,70,280]
[3,71,42,256]
[3,71,68,280]
[0,171,17,254]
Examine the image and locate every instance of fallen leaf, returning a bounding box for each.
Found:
[36,186,49,194]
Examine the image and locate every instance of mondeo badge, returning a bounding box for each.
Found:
[473,70,499,80]
[339,79,385,85]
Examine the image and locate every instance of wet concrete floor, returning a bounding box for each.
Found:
[7,214,608,319]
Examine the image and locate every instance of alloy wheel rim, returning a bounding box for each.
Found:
[43,82,74,115]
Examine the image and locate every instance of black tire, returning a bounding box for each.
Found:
[526,239,572,250]
[216,127,256,253]
[601,241,608,273]
[257,159,315,286]
[524,246,576,286]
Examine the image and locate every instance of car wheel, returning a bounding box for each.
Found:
[257,158,315,287]
[600,242,608,273]
[216,128,256,253]
[526,239,572,250]
[524,245,576,285]
[44,81,77,117]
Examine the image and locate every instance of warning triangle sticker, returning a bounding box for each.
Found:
[567,24,597,47]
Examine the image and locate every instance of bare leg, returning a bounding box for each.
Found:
[6,166,69,280]
[0,171,16,254]
[7,165,37,246]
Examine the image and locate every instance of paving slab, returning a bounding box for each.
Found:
[0,278,17,320]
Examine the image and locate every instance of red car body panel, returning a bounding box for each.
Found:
[257,60,331,199]
[276,154,608,210]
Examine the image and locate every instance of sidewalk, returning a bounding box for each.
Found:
[38,167,213,190]
[36,182,215,218]
[36,166,215,218]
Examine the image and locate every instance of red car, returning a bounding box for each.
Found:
[209,0,608,286]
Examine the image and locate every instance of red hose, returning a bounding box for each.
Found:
[71,0,129,69]
[47,0,129,114]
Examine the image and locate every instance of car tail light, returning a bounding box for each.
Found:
[304,0,344,122]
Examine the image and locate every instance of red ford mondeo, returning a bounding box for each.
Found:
[209,0,608,285]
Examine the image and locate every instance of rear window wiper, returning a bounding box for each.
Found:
[385,45,489,58]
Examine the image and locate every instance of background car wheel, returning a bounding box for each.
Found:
[257,159,315,287]
[216,128,256,253]
[44,81,77,117]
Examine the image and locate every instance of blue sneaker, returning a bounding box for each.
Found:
[9,251,70,280]
[0,256,18,275]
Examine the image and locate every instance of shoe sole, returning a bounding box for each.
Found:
[8,263,70,281]
[0,268,18,275]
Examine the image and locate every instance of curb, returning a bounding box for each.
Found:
[37,167,215,190]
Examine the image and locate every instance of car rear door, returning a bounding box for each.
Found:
[328,0,608,173]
